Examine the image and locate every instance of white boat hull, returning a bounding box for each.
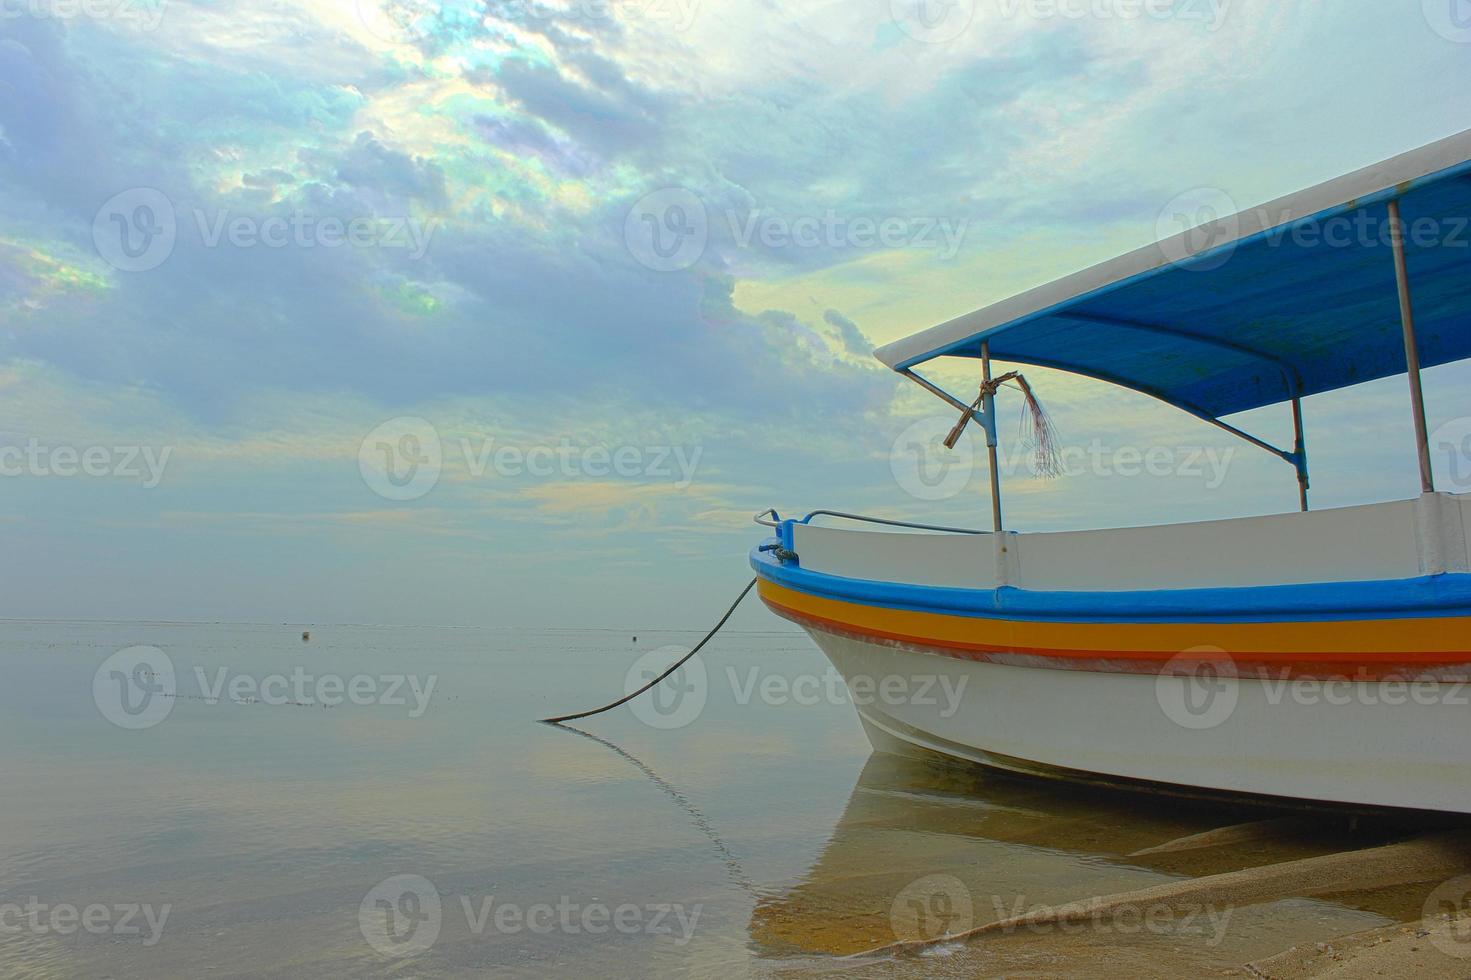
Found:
[803,625,1471,813]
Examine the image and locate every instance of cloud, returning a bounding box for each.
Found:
[5,0,1471,624]
[0,0,1313,428]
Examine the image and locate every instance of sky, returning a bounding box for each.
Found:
[1,0,1470,627]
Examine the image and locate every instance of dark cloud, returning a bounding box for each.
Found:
[823,309,870,356]
[333,132,449,206]
[487,54,669,158]
[472,114,597,177]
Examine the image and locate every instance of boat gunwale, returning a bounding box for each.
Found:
[750,539,1471,625]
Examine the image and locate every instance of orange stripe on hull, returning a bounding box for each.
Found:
[758,579,1471,680]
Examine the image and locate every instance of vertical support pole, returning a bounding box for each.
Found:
[1291,395,1309,512]
[981,341,1003,533]
[1388,199,1435,494]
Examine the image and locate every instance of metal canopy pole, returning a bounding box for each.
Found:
[906,356,1312,515]
[902,369,986,421]
[1291,395,1309,512]
[981,341,1003,533]
[1387,199,1435,494]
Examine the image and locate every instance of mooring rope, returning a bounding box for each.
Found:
[538,577,757,724]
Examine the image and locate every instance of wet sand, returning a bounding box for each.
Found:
[1245,912,1471,977]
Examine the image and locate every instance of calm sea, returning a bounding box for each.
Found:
[0,621,1436,977]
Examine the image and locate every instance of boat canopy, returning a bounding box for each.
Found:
[875,128,1471,423]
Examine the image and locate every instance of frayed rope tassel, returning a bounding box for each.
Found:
[942,371,1062,479]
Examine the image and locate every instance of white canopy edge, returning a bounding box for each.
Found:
[874,127,1471,372]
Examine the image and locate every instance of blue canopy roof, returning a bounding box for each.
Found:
[876,129,1471,422]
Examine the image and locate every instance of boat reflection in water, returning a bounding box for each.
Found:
[747,750,1445,975]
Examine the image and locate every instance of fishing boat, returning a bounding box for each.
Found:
[751,128,1471,813]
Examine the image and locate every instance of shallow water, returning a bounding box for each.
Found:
[0,622,1450,977]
